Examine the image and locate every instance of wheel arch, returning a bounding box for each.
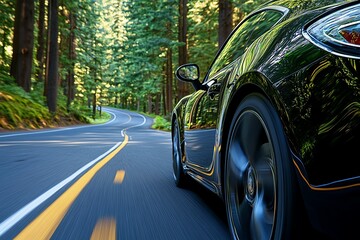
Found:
[219,71,293,197]
[171,95,191,163]
[171,110,184,160]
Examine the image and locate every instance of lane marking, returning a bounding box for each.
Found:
[0,110,147,237]
[114,170,126,184]
[0,139,127,237]
[121,112,146,136]
[126,113,147,130]
[13,134,128,239]
[90,218,116,240]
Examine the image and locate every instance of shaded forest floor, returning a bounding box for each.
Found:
[0,86,96,132]
[0,86,170,133]
[0,77,170,132]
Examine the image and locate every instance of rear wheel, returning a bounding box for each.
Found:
[225,94,298,239]
[172,119,187,187]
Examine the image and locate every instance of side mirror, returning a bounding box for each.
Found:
[175,63,203,90]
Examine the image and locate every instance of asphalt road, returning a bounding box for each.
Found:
[0,108,230,240]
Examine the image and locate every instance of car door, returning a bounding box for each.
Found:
[184,66,233,171]
[183,8,285,173]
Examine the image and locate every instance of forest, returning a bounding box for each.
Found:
[0,0,267,129]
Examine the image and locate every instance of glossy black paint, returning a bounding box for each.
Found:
[172,0,360,238]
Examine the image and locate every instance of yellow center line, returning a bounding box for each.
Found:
[90,218,116,240]
[114,170,126,184]
[15,134,129,240]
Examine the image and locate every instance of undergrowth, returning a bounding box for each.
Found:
[152,115,171,131]
[0,74,90,131]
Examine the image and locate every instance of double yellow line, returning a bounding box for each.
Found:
[15,134,129,240]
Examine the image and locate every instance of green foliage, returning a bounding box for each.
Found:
[0,78,89,130]
[29,82,46,105]
[188,0,219,76]
[119,0,178,112]
[0,89,51,129]
[232,0,270,17]
[0,0,15,67]
[87,111,111,124]
[152,115,171,131]
[0,0,271,130]
[0,70,16,85]
[0,78,33,101]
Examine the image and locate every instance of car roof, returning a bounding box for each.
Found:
[259,0,349,16]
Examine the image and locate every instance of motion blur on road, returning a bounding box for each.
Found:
[0,108,230,239]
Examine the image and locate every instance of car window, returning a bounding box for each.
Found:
[208,9,283,79]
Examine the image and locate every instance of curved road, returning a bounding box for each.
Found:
[0,108,230,239]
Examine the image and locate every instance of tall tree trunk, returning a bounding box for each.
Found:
[137,99,140,112]
[92,93,96,119]
[67,12,76,111]
[162,79,166,116]
[10,0,35,92]
[46,0,59,113]
[2,32,6,61]
[166,47,173,115]
[147,94,153,114]
[218,0,233,48]
[165,7,174,116]
[155,93,160,115]
[177,0,189,100]
[87,95,92,108]
[36,0,45,83]
[122,96,127,109]
[115,93,118,106]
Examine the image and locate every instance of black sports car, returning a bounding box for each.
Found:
[171,0,360,239]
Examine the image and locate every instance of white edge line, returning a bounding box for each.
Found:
[0,140,122,236]
[125,113,147,130]
[0,109,146,236]
[120,112,145,136]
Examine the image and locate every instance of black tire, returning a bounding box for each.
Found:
[172,119,187,187]
[224,94,298,240]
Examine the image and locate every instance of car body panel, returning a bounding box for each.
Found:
[172,0,360,238]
